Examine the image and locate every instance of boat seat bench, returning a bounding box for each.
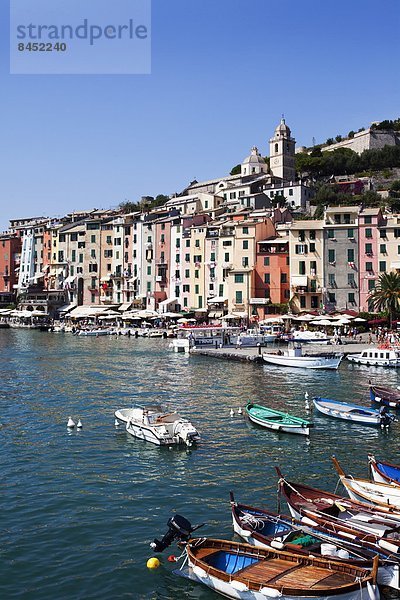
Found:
[236,560,354,588]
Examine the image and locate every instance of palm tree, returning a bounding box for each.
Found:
[368,272,400,328]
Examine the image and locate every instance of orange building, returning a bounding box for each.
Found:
[254,237,289,319]
[0,233,21,305]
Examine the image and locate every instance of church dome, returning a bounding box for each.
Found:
[242,146,266,166]
[275,118,291,137]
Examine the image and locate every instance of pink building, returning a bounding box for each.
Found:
[358,208,385,311]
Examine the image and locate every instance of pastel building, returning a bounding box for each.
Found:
[0,233,21,305]
[288,220,324,312]
[323,207,360,312]
[358,208,385,312]
[254,236,289,319]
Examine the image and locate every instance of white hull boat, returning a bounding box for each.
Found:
[347,346,400,367]
[313,398,394,426]
[114,405,200,446]
[263,346,342,369]
[289,330,331,345]
[333,456,400,510]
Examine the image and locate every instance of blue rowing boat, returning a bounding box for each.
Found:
[313,397,395,426]
[369,454,400,484]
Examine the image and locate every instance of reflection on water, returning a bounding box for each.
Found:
[1,329,400,599]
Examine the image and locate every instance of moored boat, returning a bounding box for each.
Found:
[114,405,200,447]
[230,492,399,590]
[347,346,400,367]
[245,402,313,436]
[151,515,379,600]
[332,455,400,510]
[312,397,394,427]
[263,345,343,370]
[369,381,400,408]
[368,454,400,485]
[178,538,378,600]
[276,467,400,544]
[288,330,331,345]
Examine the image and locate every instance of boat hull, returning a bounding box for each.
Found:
[182,538,378,600]
[312,398,383,426]
[230,499,400,591]
[263,354,342,369]
[247,410,310,436]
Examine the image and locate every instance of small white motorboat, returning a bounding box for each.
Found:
[263,345,343,369]
[114,405,200,446]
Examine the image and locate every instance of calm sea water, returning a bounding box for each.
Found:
[1,330,400,599]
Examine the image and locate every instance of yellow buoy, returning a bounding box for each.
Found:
[147,557,160,569]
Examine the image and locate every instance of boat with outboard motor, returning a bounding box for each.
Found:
[150,515,379,600]
[312,397,395,427]
[114,405,200,446]
[229,492,400,590]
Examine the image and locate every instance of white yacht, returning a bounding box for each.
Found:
[114,405,200,446]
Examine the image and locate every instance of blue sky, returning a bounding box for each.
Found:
[0,0,399,231]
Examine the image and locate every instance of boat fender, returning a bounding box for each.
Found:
[378,539,400,554]
[231,581,249,592]
[270,539,285,550]
[193,566,208,579]
[300,516,318,527]
[240,528,251,537]
[260,587,282,597]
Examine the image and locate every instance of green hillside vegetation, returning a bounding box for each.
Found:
[295,145,400,179]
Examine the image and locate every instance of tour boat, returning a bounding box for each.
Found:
[332,456,400,510]
[263,345,343,369]
[175,537,378,600]
[312,397,395,426]
[368,455,400,485]
[347,345,400,367]
[245,402,313,436]
[369,381,400,408]
[229,492,399,590]
[114,405,200,447]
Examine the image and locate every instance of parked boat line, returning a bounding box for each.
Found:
[190,342,380,363]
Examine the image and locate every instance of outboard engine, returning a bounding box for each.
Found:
[173,420,200,446]
[150,514,204,552]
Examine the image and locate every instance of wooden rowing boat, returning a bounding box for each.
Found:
[332,455,400,510]
[276,467,400,550]
[180,537,379,600]
[230,492,400,590]
[312,397,394,427]
[369,454,400,485]
[245,402,313,436]
[369,381,400,408]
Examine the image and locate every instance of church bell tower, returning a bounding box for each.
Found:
[269,118,296,182]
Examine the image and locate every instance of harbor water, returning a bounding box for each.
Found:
[2,329,400,599]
